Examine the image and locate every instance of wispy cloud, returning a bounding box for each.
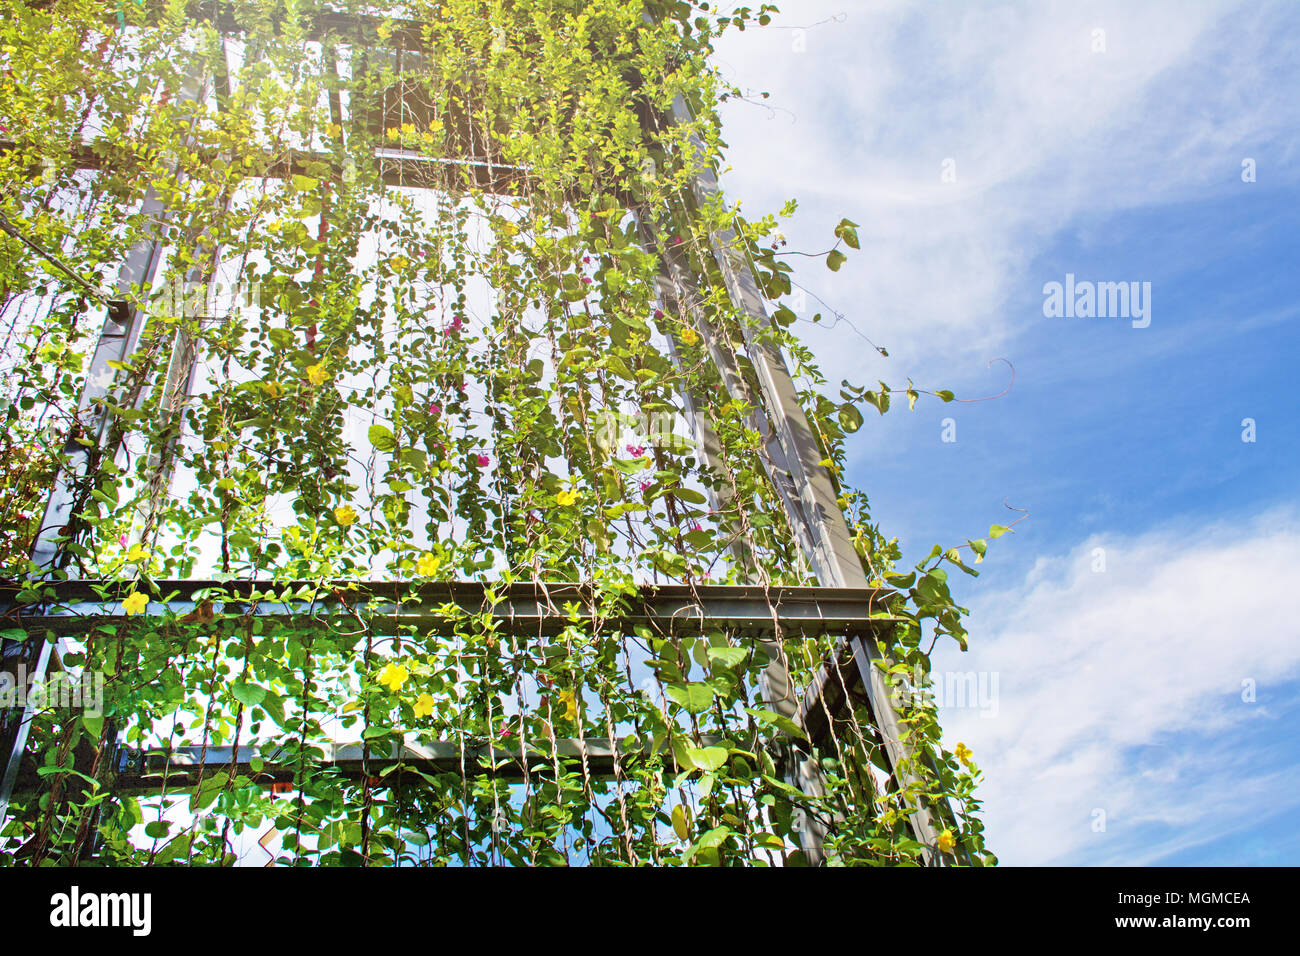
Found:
[933,508,1300,864]
[715,0,1300,380]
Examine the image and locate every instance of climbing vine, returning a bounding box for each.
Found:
[0,0,995,866]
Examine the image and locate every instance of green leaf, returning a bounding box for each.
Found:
[989,524,1011,539]
[368,424,397,452]
[826,249,847,272]
[837,402,863,433]
[935,390,955,402]
[685,746,728,772]
[190,771,229,812]
[834,217,860,250]
[291,174,319,192]
[665,682,714,713]
[672,804,690,841]
[694,825,730,849]
[744,707,807,741]
[258,691,286,728]
[706,646,748,669]
[144,820,171,839]
[231,680,266,708]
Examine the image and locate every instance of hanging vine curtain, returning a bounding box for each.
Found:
[0,0,991,866]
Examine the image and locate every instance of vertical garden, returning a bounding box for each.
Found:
[0,0,993,866]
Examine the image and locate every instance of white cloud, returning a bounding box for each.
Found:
[713,0,1300,384]
[933,508,1300,864]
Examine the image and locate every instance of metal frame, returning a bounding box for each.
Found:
[2,582,896,813]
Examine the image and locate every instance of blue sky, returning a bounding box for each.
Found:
[714,0,1300,865]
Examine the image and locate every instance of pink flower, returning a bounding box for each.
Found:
[475,453,490,467]
[428,402,441,416]
[444,315,463,335]
[582,256,591,264]
[499,723,514,739]
[457,382,467,393]
[118,535,128,548]
[639,480,651,492]
[653,309,664,321]
[689,521,702,532]
[581,276,592,285]
[671,236,683,246]
[626,444,645,457]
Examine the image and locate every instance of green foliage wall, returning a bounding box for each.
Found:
[0,0,991,866]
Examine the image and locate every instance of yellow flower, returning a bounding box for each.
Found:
[333,505,357,527]
[306,363,328,386]
[557,688,579,721]
[556,489,578,506]
[391,255,409,271]
[413,693,435,718]
[954,742,973,767]
[262,381,282,398]
[416,552,440,576]
[680,327,699,346]
[377,662,409,692]
[121,591,149,615]
[936,829,957,854]
[126,543,148,564]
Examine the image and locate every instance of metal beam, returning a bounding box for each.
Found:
[0,580,898,641]
[99,735,728,794]
[0,140,531,196]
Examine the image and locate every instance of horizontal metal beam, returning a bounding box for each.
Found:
[0,580,899,640]
[105,735,727,793]
[0,140,529,195]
